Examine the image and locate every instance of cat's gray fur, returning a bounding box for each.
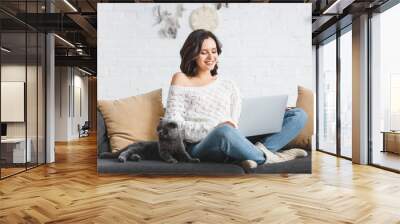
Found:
[99,119,200,163]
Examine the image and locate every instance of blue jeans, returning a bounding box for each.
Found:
[187,108,307,165]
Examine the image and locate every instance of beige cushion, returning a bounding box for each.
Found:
[287,86,314,150]
[97,89,164,152]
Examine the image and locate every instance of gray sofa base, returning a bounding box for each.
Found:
[250,154,311,174]
[97,110,312,175]
[97,153,311,175]
[98,159,246,175]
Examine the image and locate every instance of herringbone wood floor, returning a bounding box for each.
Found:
[1,135,400,224]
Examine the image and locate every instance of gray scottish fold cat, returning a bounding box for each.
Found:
[99,119,200,163]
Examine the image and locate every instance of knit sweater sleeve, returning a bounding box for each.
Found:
[164,86,217,143]
[230,81,242,124]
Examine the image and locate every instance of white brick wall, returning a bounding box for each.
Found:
[98,3,313,106]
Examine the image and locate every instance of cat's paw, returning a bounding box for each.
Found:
[190,158,200,163]
[130,154,141,161]
[118,156,127,163]
[166,158,178,164]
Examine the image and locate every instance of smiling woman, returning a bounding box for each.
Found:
[179,29,222,78]
[163,29,308,170]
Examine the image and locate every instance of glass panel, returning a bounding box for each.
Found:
[371,4,400,171]
[0,1,46,178]
[1,31,27,177]
[318,37,337,154]
[340,29,352,158]
[390,74,400,130]
[38,32,45,165]
[27,31,38,169]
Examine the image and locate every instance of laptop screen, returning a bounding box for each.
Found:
[238,95,288,137]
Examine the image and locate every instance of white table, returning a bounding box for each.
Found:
[1,138,31,163]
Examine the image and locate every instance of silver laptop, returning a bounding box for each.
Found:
[238,95,288,137]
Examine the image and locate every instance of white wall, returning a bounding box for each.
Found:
[72,73,89,138]
[55,67,89,141]
[98,3,313,107]
[55,67,68,141]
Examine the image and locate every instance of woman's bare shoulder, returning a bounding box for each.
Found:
[171,72,190,86]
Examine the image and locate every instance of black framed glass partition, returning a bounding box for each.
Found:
[315,1,400,171]
[370,2,400,172]
[0,1,46,179]
[1,30,28,177]
[317,35,337,155]
[316,25,353,159]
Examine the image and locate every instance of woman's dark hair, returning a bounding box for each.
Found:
[180,29,222,77]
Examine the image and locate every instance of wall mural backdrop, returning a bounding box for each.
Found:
[97,3,313,175]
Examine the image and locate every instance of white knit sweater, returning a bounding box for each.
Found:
[164,78,241,143]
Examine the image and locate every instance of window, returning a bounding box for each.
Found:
[340,29,352,158]
[370,2,400,171]
[317,36,337,154]
[390,74,400,130]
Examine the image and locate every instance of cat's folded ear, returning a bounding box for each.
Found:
[167,122,178,129]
